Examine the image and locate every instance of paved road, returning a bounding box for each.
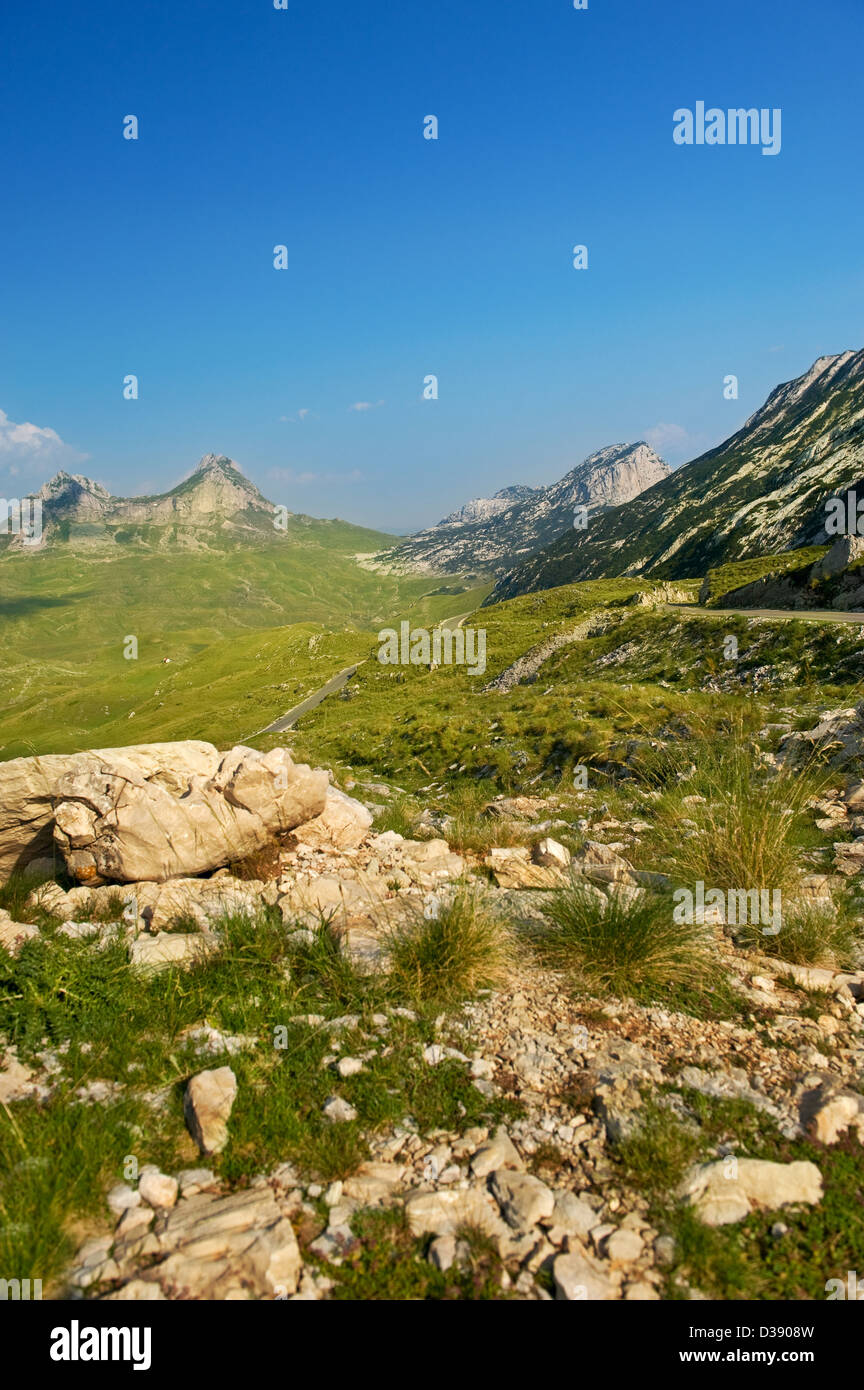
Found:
[251,608,476,737]
[253,663,365,736]
[665,603,864,625]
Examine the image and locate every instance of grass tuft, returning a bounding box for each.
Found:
[537,881,714,999]
[386,889,511,1005]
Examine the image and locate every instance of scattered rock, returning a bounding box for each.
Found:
[553,1250,618,1301]
[138,1172,179,1209]
[184,1067,238,1155]
[679,1158,823,1226]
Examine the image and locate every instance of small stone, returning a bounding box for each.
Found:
[469,1127,524,1178]
[553,1250,617,1301]
[533,837,571,869]
[177,1168,216,1197]
[625,1280,659,1301]
[335,1057,364,1078]
[129,931,219,975]
[428,1235,457,1271]
[184,1066,237,1156]
[605,1228,644,1263]
[138,1171,179,1209]
[107,1183,140,1216]
[489,1170,555,1231]
[323,1096,357,1123]
[653,1235,676,1266]
[547,1191,597,1239]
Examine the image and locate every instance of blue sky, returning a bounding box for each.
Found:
[2,0,862,532]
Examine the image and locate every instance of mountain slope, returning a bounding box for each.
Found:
[490,351,864,600]
[373,442,669,577]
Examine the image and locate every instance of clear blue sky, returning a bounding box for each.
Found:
[2,0,862,532]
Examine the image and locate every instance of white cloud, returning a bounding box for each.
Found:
[281,408,315,422]
[0,407,87,480]
[0,409,61,454]
[348,400,385,412]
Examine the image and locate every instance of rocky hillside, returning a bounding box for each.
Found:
[490,351,864,601]
[1,713,863,1304]
[372,443,669,578]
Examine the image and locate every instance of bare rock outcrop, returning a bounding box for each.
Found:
[0,741,222,879]
[53,745,329,884]
[291,785,372,851]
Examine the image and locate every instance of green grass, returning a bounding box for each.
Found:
[738,901,863,970]
[616,1091,864,1300]
[323,1208,508,1300]
[701,547,828,605]
[639,729,828,896]
[0,535,483,757]
[385,889,512,1005]
[0,906,515,1288]
[534,881,715,1000]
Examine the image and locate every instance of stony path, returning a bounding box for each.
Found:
[481,614,611,693]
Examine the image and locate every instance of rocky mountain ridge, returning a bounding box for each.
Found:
[20,455,279,547]
[371,443,670,578]
[490,351,864,601]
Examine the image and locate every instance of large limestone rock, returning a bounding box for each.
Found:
[811,535,864,579]
[0,742,223,880]
[291,786,372,851]
[679,1158,823,1226]
[107,1186,302,1300]
[53,745,328,883]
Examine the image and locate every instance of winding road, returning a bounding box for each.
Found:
[250,609,475,737]
[665,603,864,625]
[251,600,861,738]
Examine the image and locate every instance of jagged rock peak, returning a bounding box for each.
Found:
[192,453,245,477]
[36,471,111,501]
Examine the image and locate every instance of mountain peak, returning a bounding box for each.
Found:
[490,346,864,599]
[382,441,669,575]
[37,470,111,499]
[193,453,243,476]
